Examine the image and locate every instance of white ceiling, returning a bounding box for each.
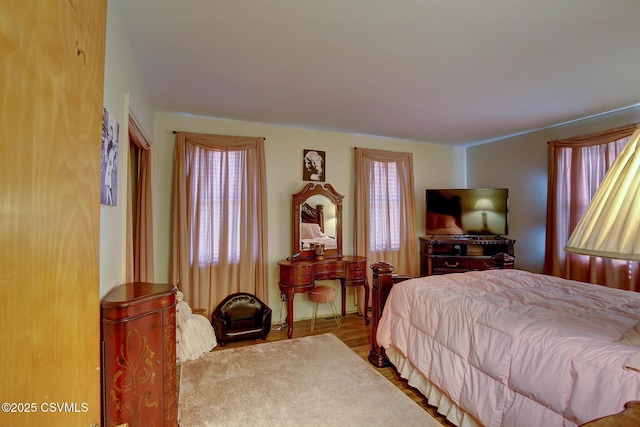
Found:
[111,0,640,146]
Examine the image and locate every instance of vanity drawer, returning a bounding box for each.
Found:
[313,261,344,280]
[279,264,314,286]
[347,269,366,280]
[346,262,367,281]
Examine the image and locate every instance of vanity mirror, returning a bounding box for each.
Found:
[292,183,343,258]
[280,182,368,338]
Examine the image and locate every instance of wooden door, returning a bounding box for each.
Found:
[0,1,106,426]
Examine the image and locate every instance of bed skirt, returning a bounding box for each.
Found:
[386,345,481,427]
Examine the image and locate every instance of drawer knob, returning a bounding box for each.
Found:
[444,261,459,268]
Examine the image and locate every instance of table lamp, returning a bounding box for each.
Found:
[474,197,495,234]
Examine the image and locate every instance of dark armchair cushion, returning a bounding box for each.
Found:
[211,293,272,346]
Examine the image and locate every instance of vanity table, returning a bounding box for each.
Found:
[278,255,368,338]
[280,182,368,338]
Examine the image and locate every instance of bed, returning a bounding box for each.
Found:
[369,264,640,426]
[300,202,337,250]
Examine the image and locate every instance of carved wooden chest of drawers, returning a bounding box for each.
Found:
[102,282,178,426]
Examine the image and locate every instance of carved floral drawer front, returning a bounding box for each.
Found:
[106,327,161,426]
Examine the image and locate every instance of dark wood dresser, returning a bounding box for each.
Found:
[420,235,515,276]
[101,282,178,426]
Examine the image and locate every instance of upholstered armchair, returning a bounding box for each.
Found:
[211,293,272,346]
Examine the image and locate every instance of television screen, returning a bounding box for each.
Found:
[425,188,509,236]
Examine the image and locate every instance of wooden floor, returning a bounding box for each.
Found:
[205,312,454,426]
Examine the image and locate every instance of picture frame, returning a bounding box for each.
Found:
[303,149,325,182]
[101,108,119,206]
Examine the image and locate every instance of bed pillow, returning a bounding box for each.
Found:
[619,322,640,346]
[301,223,324,239]
[619,321,640,371]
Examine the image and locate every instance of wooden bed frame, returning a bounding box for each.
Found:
[367,261,640,427]
[301,202,324,231]
[368,261,406,369]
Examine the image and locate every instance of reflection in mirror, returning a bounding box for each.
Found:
[301,194,336,246]
[292,183,343,259]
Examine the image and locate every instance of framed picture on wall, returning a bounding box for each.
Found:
[303,149,325,182]
[101,108,119,206]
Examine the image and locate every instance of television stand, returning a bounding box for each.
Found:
[419,235,516,276]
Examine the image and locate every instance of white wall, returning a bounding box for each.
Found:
[152,113,466,320]
[100,2,155,298]
[467,105,640,273]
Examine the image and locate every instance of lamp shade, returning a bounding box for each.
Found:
[474,197,495,211]
[565,127,640,261]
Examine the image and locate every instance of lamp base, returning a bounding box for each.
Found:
[481,212,491,234]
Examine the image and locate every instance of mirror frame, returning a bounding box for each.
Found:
[292,183,344,259]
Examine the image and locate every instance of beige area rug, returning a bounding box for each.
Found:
[178,333,441,426]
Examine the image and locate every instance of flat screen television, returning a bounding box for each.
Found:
[425,188,509,236]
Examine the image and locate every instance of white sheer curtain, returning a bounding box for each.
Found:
[171,132,268,316]
[354,148,418,314]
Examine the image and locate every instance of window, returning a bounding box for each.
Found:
[171,132,268,313]
[191,149,244,265]
[354,148,418,280]
[369,160,400,251]
[545,123,639,289]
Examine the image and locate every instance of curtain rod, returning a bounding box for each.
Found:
[171,130,267,141]
[547,122,639,145]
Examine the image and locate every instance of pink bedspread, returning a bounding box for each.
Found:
[377,269,640,426]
